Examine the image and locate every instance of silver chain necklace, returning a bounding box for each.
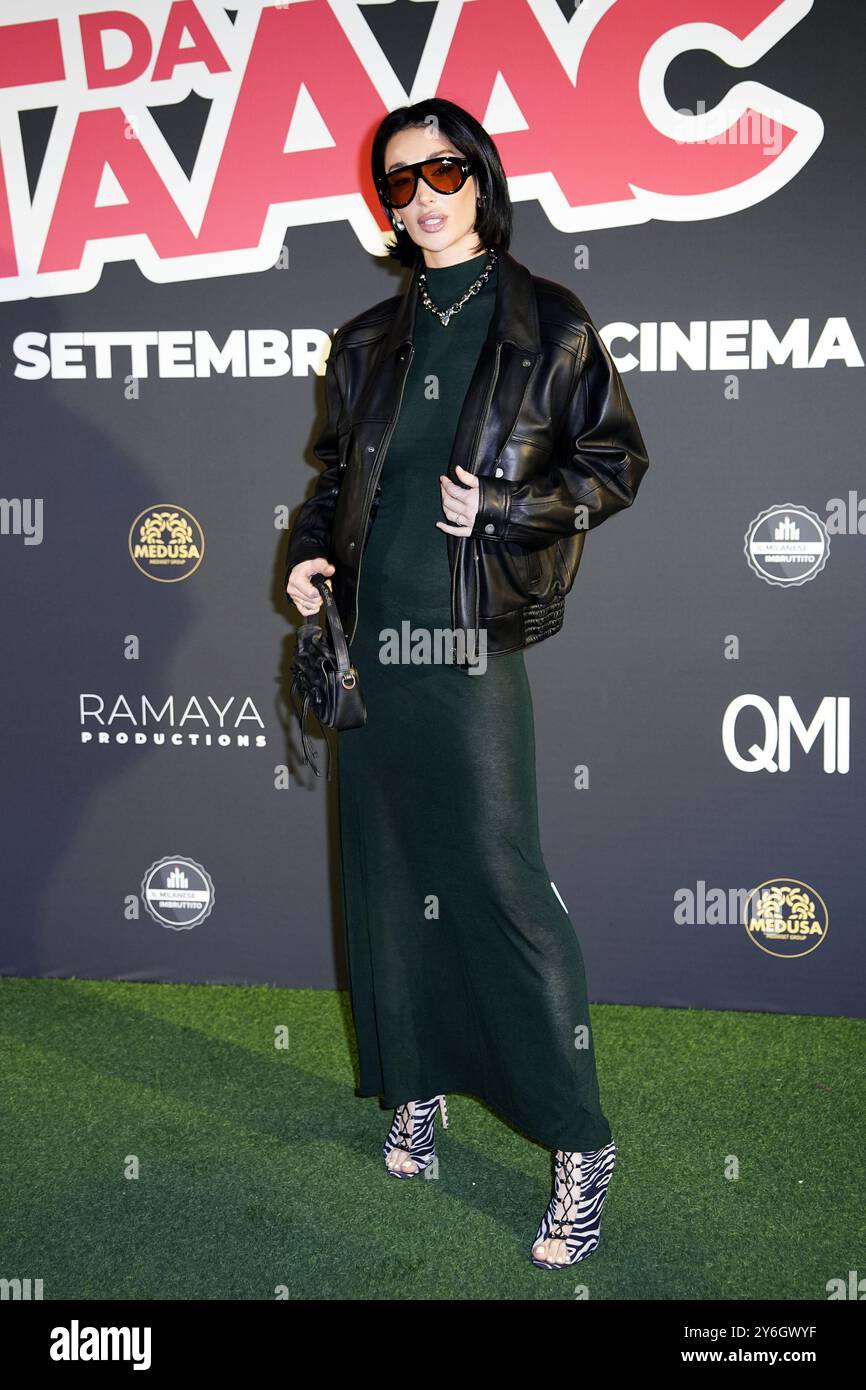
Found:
[417,247,498,327]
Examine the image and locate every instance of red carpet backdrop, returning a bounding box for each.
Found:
[0,0,862,1016]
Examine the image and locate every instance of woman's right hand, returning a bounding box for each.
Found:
[286,558,335,616]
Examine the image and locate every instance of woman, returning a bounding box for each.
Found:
[285,98,649,1269]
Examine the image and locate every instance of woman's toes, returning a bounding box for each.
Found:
[534,1238,568,1263]
[386,1150,418,1173]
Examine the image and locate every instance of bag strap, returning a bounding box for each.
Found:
[309,573,356,687]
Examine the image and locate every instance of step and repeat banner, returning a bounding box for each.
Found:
[1,0,862,1016]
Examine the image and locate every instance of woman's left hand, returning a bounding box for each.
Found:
[437,465,480,536]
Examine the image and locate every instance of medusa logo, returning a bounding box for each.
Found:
[128,505,205,581]
[743,879,828,958]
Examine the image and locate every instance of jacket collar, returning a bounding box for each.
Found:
[381,247,540,357]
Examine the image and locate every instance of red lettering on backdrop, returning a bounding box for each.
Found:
[151,2,230,83]
[40,5,230,271]
[0,154,15,279]
[81,3,228,88]
[0,18,64,88]
[439,0,796,202]
[80,10,153,88]
[199,4,388,252]
[0,18,63,277]
[40,109,197,270]
[0,0,817,287]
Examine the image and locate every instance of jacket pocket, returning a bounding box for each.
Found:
[517,547,543,585]
[512,544,555,601]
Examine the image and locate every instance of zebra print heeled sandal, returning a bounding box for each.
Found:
[383,1095,449,1178]
[530,1140,617,1268]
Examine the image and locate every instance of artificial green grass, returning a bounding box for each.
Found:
[0,977,862,1300]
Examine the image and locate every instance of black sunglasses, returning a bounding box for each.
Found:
[377,156,475,210]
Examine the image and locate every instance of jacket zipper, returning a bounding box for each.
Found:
[473,548,480,660]
[349,343,414,644]
[452,340,502,661]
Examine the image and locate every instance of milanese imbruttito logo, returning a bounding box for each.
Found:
[129,505,204,581]
[141,856,215,930]
[743,503,829,586]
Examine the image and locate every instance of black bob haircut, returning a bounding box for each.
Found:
[370,97,513,269]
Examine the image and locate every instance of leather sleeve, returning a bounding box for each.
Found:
[284,331,345,586]
[471,319,649,549]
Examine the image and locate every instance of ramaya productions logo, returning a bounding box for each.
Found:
[744,503,829,585]
[141,856,215,930]
[79,693,267,748]
[743,878,828,958]
[129,505,204,581]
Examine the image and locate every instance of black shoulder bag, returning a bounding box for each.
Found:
[289,573,366,779]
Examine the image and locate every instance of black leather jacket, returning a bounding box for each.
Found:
[285,248,649,660]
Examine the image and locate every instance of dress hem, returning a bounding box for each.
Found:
[354,1083,613,1154]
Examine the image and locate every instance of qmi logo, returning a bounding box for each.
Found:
[723,695,850,773]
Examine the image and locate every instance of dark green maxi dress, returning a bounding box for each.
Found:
[335,250,613,1153]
